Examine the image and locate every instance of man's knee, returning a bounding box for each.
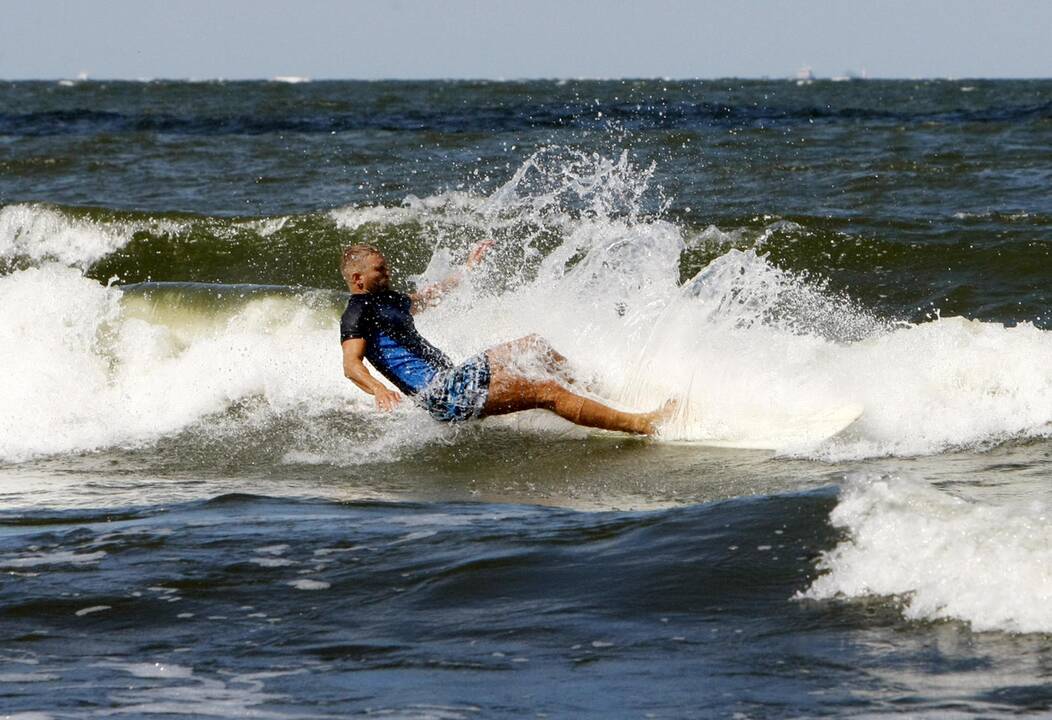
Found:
[520,333,555,355]
[531,379,566,408]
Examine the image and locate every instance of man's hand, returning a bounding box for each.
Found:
[410,239,495,314]
[343,338,404,412]
[465,239,495,269]
[374,387,403,412]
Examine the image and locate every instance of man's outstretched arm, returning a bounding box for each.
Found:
[342,338,402,411]
[409,240,493,314]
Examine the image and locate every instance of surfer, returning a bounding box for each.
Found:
[339,243,672,434]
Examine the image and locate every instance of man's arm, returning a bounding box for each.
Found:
[342,338,402,411]
[409,240,493,314]
[408,273,463,314]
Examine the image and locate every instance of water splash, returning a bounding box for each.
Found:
[2,149,1051,462]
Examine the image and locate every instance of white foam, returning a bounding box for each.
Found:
[74,605,111,617]
[238,216,288,237]
[97,661,287,718]
[330,191,484,232]
[120,662,194,679]
[255,545,289,555]
[1,550,106,568]
[387,530,437,545]
[252,558,296,567]
[802,477,1052,633]
[0,673,59,683]
[3,149,1052,464]
[287,579,330,590]
[359,705,480,720]
[0,264,366,462]
[414,213,1050,458]
[337,150,896,453]
[0,204,132,268]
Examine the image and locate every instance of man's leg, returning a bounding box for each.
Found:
[485,334,575,382]
[482,350,671,435]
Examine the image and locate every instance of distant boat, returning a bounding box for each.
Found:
[795,66,815,85]
[59,72,89,87]
[272,76,311,84]
[832,68,868,82]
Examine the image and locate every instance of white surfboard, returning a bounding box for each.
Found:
[501,402,864,452]
[660,403,864,450]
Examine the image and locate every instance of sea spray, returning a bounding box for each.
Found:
[2,149,1051,462]
[0,204,134,269]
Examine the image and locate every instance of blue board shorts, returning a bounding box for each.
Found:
[416,353,491,422]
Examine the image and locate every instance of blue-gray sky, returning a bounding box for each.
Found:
[2,0,1050,80]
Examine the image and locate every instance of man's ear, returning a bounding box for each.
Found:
[351,271,362,289]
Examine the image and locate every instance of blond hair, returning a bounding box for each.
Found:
[340,244,383,283]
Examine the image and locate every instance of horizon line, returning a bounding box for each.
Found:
[4,75,1052,83]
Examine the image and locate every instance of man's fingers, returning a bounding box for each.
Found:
[467,239,495,266]
[375,391,402,411]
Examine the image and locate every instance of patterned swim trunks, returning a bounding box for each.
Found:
[416,353,491,422]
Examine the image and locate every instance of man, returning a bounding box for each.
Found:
[339,243,672,435]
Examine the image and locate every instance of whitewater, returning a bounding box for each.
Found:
[4,79,1052,718]
[3,151,1050,464]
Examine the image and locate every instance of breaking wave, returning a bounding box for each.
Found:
[2,148,1051,463]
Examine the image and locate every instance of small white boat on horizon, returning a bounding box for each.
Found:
[795,66,815,85]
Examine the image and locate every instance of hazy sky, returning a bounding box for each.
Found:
[2,0,1050,80]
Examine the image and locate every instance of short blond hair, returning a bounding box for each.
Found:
[340,244,383,283]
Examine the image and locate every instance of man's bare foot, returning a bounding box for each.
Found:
[639,399,678,435]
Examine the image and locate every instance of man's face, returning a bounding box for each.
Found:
[354,253,391,293]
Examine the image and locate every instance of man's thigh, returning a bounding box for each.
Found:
[482,354,561,416]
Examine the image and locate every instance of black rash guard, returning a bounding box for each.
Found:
[340,290,453,395]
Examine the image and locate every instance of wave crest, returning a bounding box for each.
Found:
[802,476,1052,633]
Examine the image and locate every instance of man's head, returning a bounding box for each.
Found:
[341,244,390,294]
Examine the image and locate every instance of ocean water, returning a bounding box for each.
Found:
[2,78,1052,718]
